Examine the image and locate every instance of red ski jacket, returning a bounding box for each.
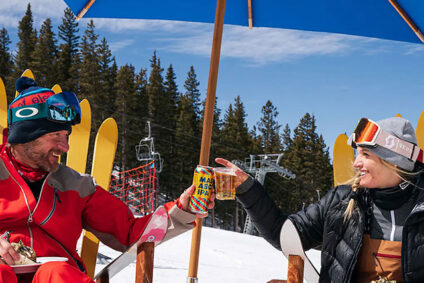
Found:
[0,144,196,273]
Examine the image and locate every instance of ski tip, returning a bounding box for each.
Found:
[51,84,63,94]
[20,69,35,79]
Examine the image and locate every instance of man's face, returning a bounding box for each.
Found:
[20,130,70,172]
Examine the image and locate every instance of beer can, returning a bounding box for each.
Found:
[188,165,214,214]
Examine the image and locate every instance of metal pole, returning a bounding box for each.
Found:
[187,0,226,281]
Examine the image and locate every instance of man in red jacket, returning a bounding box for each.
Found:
[0,77,214,283]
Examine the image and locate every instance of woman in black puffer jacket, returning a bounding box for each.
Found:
[216,117,424,283]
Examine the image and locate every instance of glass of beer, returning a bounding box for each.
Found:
[213,167,237,200]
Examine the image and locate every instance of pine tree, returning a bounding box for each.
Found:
[279,113,333,212]
[135,67,148,121]
[174,93,201,198]
[97,37,117,119]
[57,7,80,92]
[217,96,251,231]
[160,64,180,200]
[219,96,250,161]
[32,18,58,87]
[257,100,282,153]
[146,51,164,124]
[114,64,138,170]
[281,124,292,152]
[184,66,201,122]
[164,64,179,114]
[173,66,204,193]
[0,27,14,101]
[78,20,102,172]
[248,126,263,155]
[15,4,37,73]
[79,20,102,121]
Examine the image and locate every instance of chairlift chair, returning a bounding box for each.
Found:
[135,122,163,173]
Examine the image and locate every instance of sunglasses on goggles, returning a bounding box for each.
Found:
[348,118,423,164]
[8,91,81,125]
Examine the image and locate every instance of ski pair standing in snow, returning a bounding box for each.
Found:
[217,116,424,283]
[0,77,215,283]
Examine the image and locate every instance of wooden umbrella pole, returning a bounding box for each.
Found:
[248,0,253,29]
[187,0,226,282]
[76,0,97,20]
[388,0,424,43]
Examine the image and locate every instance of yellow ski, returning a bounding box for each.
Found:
[333,134,354,186]
[15,69,35,98]
[51,85,91,168]
[80,118,118,278]
[51,84,63,94]
[416,110,424,149]
[66,99,91,172]
[0,78,7,144]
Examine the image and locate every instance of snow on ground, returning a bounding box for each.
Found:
[85,227,321,283]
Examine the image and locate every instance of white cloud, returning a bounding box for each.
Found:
[109,38,135,53]
[0,15,20,28]
[93,19,356,65]
[404,45,424,55]
[94,18,208,34]
[0,0,66,27]
[158,25,358,65]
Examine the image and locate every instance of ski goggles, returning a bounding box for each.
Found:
[348,118,423,164]
[9,91,81,125]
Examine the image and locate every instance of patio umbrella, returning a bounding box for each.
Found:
[61,0,424,281]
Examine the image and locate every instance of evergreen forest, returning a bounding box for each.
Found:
[0,5,334,232]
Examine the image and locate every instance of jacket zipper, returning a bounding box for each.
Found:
[40,188,59,226]
[9,171,51,249]
[9,172,35,248]
[9,171,84,272]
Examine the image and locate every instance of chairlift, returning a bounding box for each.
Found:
[135,121,163,173]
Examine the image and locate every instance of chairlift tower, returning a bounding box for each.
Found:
[135,121,163,173]
[233,154,296,235]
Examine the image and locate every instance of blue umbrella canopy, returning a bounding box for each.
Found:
[64,0,424,44]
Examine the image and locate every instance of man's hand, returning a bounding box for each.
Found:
[0,237,20,265]
[215,158,249,186]
[178,185,215,219]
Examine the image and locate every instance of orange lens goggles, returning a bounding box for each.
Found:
[353,118,380,145]
[348,117,424,166]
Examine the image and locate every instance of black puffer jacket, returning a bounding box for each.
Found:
[236,177,424,283]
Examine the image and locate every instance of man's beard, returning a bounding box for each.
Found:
[23,143,59,172]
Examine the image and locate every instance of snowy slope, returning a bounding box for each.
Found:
[89,227,321,283]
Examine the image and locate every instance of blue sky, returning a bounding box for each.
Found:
[2,0,424,159]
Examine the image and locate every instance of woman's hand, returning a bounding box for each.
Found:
[215,158,249,186]
[0,237,20,265]
[178,185,215,219]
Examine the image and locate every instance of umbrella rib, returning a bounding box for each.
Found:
[248,0,253,29]
[388,0,424,43]
[76,0,97,20]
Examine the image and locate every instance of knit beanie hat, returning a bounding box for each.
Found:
[356,117,418,172]
[7,77,72,144]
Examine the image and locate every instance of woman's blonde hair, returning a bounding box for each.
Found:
[343,157,420,222]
